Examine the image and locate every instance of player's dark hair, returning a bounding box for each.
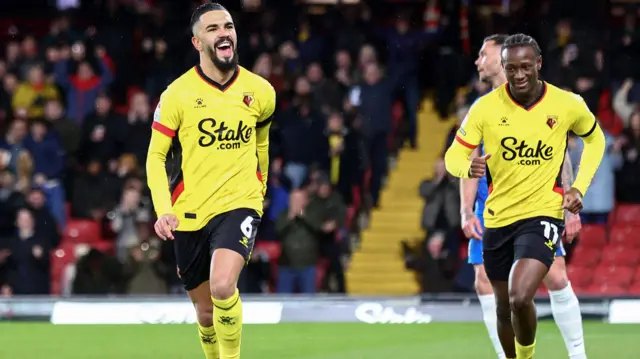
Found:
[502,33,542,56]
[190,2,228,31]
[483,34,509,46]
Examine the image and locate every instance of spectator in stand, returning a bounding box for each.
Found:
[569,131,624,224]
[25,187,61,248]
[0,233,9,296]
[375,13,431,149]
[5,41,22,76]
[24,118,66,228]
[0,171,24,235]
[306,62,341,116]
[142,38,176,102]
[262,158,291,241]
[123,224,167,294]
[280,76,326,189]
[4,208,51,295]
[79,92,120,166]
[71,247,126,295]
[70,159,111,220]
[275,190,323,293]
[118,92,152,166]
[319,111,365,207]
[333,49,356,98]
[11,64,60,119]
[349,62,392,208]
[418,156,461,292]
[44,98,80,159]
[613,79,637,127]
[53,43,113,124]
[309,173,347,293]
[110,186,150,262]
[616,111,640,203]
[0,118,29,176]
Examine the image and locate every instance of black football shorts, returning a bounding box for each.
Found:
[173,208,261,291]
[482,216,564,282]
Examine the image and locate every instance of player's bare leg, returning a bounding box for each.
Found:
[475,264,506,359]
[188,281,220,359]
[509,258,549,358]
[491,280,516,358]
[210,248,246,359]
[544,257,587,359]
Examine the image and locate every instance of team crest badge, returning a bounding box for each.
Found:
[243,93,255,107]
[546,115,558,129]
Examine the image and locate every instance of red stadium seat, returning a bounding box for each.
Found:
[567,265,594,288]
[255,241,281,261]
[609,225,640,248]
[572,285,591,295]
[587,283,627,295]
[569,246,601,267]
[577,225,607,248]
[91,240,115,255]
[634,267,640,283]
[64,219,102,243]
[614,204,640,226]
[593,266,634,287]
[627,283,640,295]
[65,202,72,219]
[600,246,640,267]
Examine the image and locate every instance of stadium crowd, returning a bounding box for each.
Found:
[412,2,640,294]
[0,0,637,297]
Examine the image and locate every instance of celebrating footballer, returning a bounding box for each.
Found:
[445,34,605,359]
[461,34,589,359]
[146,2,275,359]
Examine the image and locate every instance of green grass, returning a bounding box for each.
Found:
[0,321,638,358]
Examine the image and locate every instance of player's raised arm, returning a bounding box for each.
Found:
[445,105,484,178]
[146,90,182,218]
[568,95,605,197]
[255,83,276,189]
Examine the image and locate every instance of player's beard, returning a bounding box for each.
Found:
[206,45,239,73]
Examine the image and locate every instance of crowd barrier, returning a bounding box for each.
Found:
[0,295,636,325]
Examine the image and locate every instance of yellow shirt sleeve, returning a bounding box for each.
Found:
[569,94,605,196]
[256,82,276,190]
[146,89,182,217]
[444,103,484,178]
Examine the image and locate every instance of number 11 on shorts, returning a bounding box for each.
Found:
[540,220,559,245]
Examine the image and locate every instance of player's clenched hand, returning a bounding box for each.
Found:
[468,154,491,178]
[155,214,179,240]
[563,213,581,244]
[562,188,583,215]
[461,212,483,240]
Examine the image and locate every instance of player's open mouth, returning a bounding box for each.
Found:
[215,41,234,58]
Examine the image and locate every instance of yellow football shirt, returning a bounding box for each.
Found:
[445,81,605,228]
[146,65,276,231]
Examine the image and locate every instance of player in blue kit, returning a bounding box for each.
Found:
[461,34,587,359]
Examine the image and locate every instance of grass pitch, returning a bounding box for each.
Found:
[0,321,637,358]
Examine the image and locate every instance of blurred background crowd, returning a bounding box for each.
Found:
[1,0,638,298]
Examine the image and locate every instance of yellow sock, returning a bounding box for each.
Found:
[212,289,242,359]
[515,339,536,359]
[198,323,220,359]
